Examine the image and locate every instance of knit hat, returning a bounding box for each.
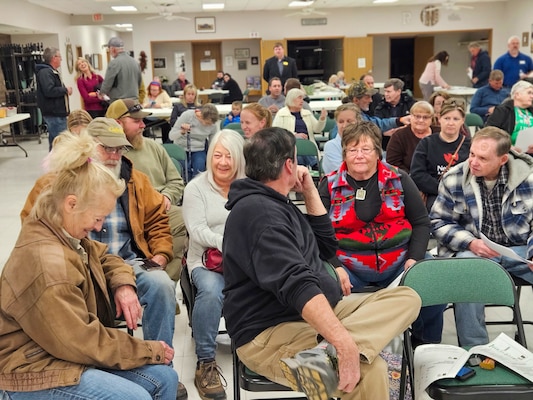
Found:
[106,98,151,119]
[107,37,124,48]
[87,117,131,148]
[347,81,378,99]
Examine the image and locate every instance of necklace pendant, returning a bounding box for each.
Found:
[356,188,366,201]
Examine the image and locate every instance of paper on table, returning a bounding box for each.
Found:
[480,233,533,264]
[514,127,533,152]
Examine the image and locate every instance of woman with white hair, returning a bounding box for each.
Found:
[486,79,533,152]
[273,88,327,167]
[182,129,246,400]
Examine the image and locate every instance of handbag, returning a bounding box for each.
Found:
[202,248,223,273]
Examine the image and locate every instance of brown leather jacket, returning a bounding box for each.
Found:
[0,219,166,392]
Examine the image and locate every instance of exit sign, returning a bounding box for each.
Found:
[92,13,103,22]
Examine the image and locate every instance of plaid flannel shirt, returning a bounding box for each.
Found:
[430,151,533,258]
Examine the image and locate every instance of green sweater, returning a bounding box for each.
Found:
[125,138,185,205]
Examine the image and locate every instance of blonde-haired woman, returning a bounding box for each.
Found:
[67,109,93,134]
[182,129,246,400]
[75,57,105,118]
[170,83,201,127]
[0,131,179,399]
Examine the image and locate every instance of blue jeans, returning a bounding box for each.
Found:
[343,252,445,344]
[43,115,67,150]
[185,150,206,182]
[3,364,178,400]
[454,247,533,346]
[191,266,224,361]
[129,260,176,347]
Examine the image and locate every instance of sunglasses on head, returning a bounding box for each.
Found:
[118,103,143,119]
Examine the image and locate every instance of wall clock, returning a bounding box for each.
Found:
[66,43,74,74]
[420,6,439,26]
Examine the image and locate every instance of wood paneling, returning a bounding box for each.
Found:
[192,42,222,90]
[260,39,285,95]
[413,36,434,99]
[343,37,374,83]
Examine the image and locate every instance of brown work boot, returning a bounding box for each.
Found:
[177,381,188,400]
[194,359,227,400]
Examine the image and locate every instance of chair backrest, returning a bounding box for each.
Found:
[224,122,244,136]
[295,138,320,158]
[322,116,336,135]
[169,156,183,175]
[401,257,516,307]
[465,113,484,129]
[162,142,187,161]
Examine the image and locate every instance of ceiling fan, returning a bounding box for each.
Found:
[285,7,329,17]
[146,1,190,21]
[425,1,474,12]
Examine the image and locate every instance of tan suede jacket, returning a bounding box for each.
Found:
[0,218,167,392]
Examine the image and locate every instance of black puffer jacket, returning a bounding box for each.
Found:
[36,63,69,117]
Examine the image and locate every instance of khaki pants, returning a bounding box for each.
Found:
[165,205,187,282]
[237,286,420,400]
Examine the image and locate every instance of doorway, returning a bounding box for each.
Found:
[192,42,222,91]
[287,38,343,85]
[390,38,415,93]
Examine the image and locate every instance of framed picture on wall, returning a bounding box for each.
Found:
[195,17,215,33]
[251,56,258,65]
[238,60,247,70]
[153,57,166,69]
[234,48,250,59]
[91,53,102,70]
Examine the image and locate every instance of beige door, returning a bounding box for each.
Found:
[343,37,374,84]
[413,37,434,99]
[192,42,222,99]
[260,39,286,94]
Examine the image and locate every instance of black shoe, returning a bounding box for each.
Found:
[279,346,338,400]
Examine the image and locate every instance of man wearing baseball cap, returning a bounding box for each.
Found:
[100,36,142,102]
[331,81,410,140]
[107,99,188,284]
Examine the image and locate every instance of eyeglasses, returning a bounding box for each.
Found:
[98,143,129,155]
[346,147,375,156]
[412,114,432,121]
[117,103,143,119]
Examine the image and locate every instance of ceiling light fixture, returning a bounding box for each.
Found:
[115,23,133,28]
[202,3,225,10]
[289,1,315,7]
[111,6,138,12]
[373,0,398,3]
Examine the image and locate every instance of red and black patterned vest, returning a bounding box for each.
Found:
[326,160,412,274]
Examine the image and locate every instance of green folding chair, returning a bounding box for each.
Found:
[162,142,187,177]
[295,138,321,182]
[224,122,244,136]
[399,257,533,400]
[465,113,484,132]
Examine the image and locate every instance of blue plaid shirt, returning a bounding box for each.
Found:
[431,151,533,258]
[89,201,136,261]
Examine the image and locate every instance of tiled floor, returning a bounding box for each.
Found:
[1,137,533,400]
